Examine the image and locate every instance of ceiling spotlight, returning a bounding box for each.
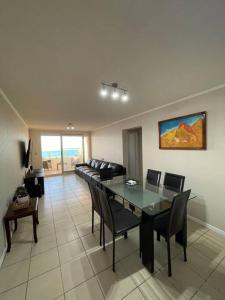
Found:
[66,123,75,130]
[100,84,108,97]
[121,92,129,102]
[99,82,129,103]
[112,89,119,100]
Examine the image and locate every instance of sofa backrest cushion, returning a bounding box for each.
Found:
[100,161,109,169]
[108,162,124,176]
[87,159,92,166]
[94,160,102,170]
[91,159,96,168]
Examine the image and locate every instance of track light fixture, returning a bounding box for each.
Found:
[66,123,75,130]
[99,82,129,102]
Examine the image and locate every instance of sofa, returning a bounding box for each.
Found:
[75,159,126,181]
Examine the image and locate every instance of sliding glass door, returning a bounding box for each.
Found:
[41,135,85,176]
[41,136,62,176]
[62,136,84,172]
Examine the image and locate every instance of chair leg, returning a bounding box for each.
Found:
[100,217,102,246]
[113,235,115,272]
[91,207,94,233]
[103,222,106,251]
[167,238,172,277]
[124,232,128,239]
[184,245,187,262]
[157,231,160,241]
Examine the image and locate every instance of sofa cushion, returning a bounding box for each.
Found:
[86,159,92,166]
[100,161,109,169]
[108,163,123,176]
[91,159,96,168]
[94,160,102,170]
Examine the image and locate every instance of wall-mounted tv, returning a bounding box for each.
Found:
[24,139,31,168]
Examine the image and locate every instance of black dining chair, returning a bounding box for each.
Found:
[88,180,124,246]
[147,169,161,186]
[154,189,191,276]
[96,186,141,272]
[163,172,185,192]
[129,169,161,213]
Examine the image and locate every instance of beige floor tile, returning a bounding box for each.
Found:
[0,260,29,294]
[2,242,31,268]
[31,234,57,256]
[56,226,79,245]
[29,247,59,279]
[55,296,65,300]
[11,230,33,243]
[120,251,151,285]
[37,223,55,239]
[97,262,137,300]
[114,235,138,261]
[181,246,217,279]
[65,277,104,300]
[58,239,85,264]
[187,220,208,235]
[206,264,225,296]
[192,235,225,264]
[26,268,63,300]
[73,212,92,226]
[123,288,145,300]
[61,255,94,292]
[55,219,74,231]
[88,246,113,274]
[192,282,225,300]
[163,258,204,299]
[139,273,186,300]
[81,231,101,252]
[76,221,99,237]
[0,283,27,300]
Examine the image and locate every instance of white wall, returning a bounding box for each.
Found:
[0,94,28,260]
[92,88,225,232]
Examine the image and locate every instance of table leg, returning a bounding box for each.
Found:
[32,213,38,243]
[14,219,18,232]
[141,213,155,273]
[4,219,11,252]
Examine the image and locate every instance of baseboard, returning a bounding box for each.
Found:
[188,214,225,237]
[0,247,7,269]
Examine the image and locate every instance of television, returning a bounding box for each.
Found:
[24,139,31,168]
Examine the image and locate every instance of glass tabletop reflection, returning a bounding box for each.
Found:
[96,175,195,214]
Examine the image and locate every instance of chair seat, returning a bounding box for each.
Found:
[113,208,141,235]
[153,212,170,237]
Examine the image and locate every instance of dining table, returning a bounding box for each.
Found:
[94,175,196,273]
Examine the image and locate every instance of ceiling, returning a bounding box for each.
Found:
[1,0,225,131]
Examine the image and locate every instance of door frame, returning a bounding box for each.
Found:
[122,127,143,182]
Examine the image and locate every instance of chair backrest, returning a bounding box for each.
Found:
[88,181,101,215]
[146,169,161,186]
[163,172,185,192]
[96,186,114,233]
[168,189,191,236]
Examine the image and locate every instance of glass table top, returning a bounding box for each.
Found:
[96,175,196,214]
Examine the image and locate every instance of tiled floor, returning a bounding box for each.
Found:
[1,174,225,299]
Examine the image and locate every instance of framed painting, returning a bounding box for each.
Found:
[159,111,207,150]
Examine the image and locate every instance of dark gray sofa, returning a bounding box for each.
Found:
[75,159,126,180]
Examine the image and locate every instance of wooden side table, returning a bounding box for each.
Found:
[4,198,39,252]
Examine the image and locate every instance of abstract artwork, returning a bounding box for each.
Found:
[159,112,206,150]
